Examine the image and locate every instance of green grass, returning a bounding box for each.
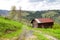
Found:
[40,29,60,40]
[33,32,49,40]
[2,29,22,38]
[53,23,60,29]
[0,17,23,38]
[25,23,60,40]
[0,16,60,40]
[31,23,60,40]
[33,28,60,40]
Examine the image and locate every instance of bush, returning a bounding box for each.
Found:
[53,23,60,29]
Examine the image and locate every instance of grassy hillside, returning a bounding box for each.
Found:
[0,16,60,40]
[27,23,60,40]
[33,28,60,40]
[0,16,23,38]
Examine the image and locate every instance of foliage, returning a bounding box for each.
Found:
[42,11,57,18]
[18,10,60,23]
[53,23,60,29]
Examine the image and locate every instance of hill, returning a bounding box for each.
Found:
[0,10,9,16]
[21,10,60,23]
[0,16,23,38]
[0,15,60,40]
[0,10,60,23]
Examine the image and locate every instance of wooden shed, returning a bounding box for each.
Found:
[31,18,54,28]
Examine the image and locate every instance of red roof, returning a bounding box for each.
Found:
[35,18,53,23]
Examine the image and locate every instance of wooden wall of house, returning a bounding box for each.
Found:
[32,21,38,28]
[38,22,53,28]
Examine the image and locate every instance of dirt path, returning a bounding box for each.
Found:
[25,35,37,40]
[18,25,37,40]
[34,30,58,40]
[19,25,58,40]
[44,34,58,40]
[18,30,37,40]
[25,30,58,40]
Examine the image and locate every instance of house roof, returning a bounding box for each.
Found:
[35,18,54,23]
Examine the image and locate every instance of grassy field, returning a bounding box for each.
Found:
[20,23,60,40]
[0,16,60,40]
[38,29,60,40]
[0,17,23,38]
[33,31,49,40]
[33,28,60,40]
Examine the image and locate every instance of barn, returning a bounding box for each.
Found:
[31,18,54,28]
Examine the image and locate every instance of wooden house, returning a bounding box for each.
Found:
[31,18,54,28]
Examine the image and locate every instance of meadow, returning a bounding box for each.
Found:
[0,16,60,40]
[33,23,60,40]
[0,16,23,38]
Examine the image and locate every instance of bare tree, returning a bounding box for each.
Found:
[17,7,22,22]
[9,6,16,19]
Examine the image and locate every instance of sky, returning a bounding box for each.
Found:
[0,0,60,11]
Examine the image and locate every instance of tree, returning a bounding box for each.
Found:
[17,7,22,21]
[55,16,60,23]
[42,11,58,18]
[9,6,16,19]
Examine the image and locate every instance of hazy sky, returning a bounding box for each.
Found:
[0,0,60,11]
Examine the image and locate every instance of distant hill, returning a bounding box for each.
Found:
[0,10,9,16]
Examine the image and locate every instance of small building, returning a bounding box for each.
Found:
[31,18,54,28]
